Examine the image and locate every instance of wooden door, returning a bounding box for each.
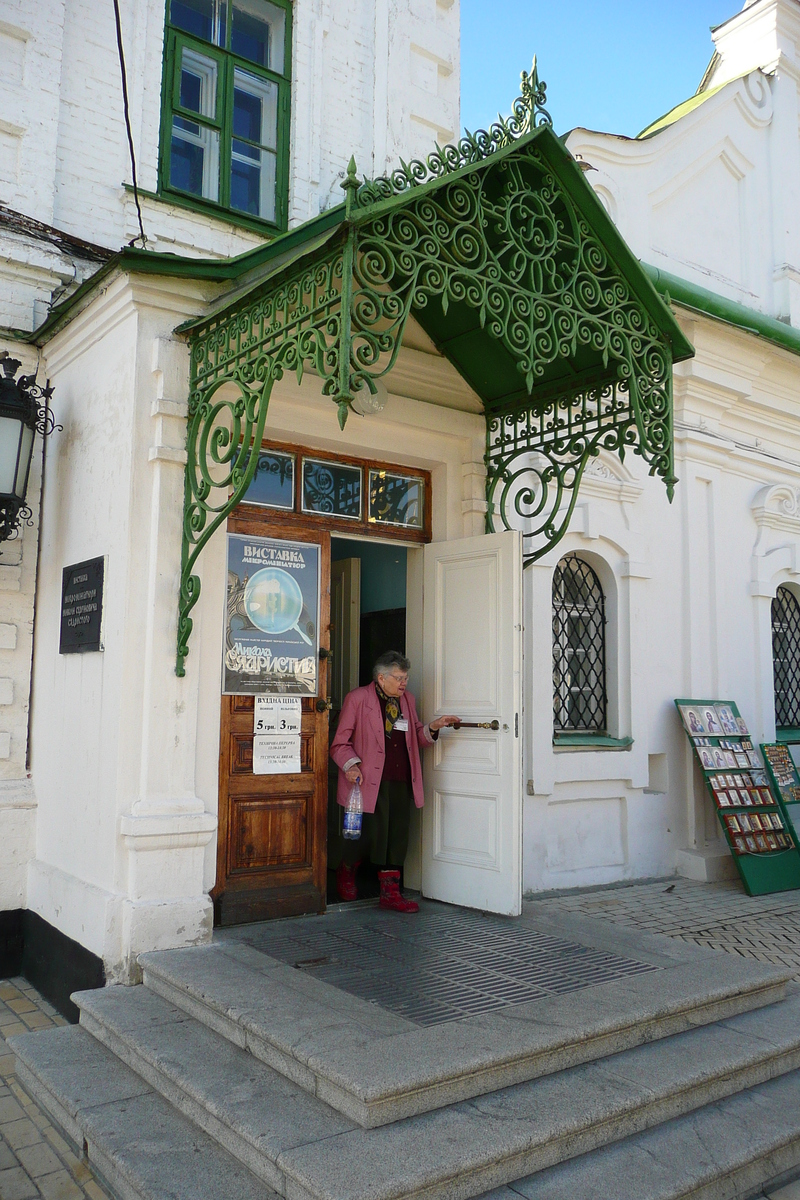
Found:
[213,517,331,925]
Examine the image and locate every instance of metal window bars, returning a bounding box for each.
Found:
[772,585,800,730]
[552,555,607,733]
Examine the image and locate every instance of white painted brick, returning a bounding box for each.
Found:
[0,732,12,759]
[0,624,19,650]
[0,678,14,706]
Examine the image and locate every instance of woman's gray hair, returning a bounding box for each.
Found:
[373,650,411,680]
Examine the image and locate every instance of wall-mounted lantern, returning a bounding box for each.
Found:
[0,352,59,542]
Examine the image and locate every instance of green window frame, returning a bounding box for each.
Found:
[159,0,292,232]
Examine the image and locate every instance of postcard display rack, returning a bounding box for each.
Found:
[675,699,800,896]
[761,743,800,852]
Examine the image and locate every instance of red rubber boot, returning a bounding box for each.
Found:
[377,869,419,913]
[336,861,359,901]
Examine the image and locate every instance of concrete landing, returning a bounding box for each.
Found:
[140,904,791,1126]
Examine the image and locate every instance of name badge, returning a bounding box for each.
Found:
[394,717,409,732]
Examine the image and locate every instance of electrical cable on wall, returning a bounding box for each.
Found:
[112,0,147,247]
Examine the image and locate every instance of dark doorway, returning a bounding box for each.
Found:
[327,538,408,902]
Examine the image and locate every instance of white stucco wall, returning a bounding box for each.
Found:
[2,0,461,945]
[523,310,800,892]
[29,271,484,978]
[0,341,42,911]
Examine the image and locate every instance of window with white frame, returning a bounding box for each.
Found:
[552,554,607,734]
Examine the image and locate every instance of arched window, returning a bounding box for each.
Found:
[772,586,800,730]
[552,555,607,733]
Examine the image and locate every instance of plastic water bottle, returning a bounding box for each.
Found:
[343,783,363,839]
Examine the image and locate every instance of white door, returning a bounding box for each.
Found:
[421,530,523,916]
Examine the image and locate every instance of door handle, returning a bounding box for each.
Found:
[453,720,500,730]
[316,697,333,712]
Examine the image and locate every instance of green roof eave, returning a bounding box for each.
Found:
[534,128,694,364]
[24,203,347,347]
[642,263,800,361]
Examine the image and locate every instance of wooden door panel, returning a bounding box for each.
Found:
[228,792,312,872]
[213,518,331,925]
[229,731,315,774]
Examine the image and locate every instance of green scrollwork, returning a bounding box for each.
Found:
[176,58,683,671]
[486,357,675,566]
[177,367,275,676]
[354,57,551,208]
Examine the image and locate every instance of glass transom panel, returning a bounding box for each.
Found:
[368,470,424,528]
[241,450,294,509]
[302,459,362,519]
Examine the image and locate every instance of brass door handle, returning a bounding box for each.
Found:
[453,720,500,730]
[316,697,333,712]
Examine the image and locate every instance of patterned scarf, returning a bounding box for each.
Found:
[375,683,401,738]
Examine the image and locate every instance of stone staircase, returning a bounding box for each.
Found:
[10,911,800,1200]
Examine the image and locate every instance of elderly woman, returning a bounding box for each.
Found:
[330,650,459,912]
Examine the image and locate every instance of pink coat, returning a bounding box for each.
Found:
[330,683,435,814]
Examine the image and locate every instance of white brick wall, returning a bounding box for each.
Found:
[1,0,460,326]
[3,0,460,256]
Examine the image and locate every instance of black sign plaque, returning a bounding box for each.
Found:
[59,557,105,654]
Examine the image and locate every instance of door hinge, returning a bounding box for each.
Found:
[515,713,519,738]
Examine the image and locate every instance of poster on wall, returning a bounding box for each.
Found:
[223,534,320,696]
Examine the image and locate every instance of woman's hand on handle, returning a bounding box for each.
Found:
[430,715,461,732]
[345,766,363,785]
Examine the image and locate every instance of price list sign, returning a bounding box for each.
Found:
[675,698,800,896]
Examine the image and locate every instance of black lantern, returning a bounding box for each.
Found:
[0,352,58,542]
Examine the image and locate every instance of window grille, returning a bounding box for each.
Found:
[552,555,607,733]
[772,585,800,729]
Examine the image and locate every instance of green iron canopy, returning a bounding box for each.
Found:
[175,61,693,675]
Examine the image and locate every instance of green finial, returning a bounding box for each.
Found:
[341,156,359,218]
[337,400,350,430]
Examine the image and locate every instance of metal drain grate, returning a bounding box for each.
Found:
[239,905,659,1027]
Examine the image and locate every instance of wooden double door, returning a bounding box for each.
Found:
[213,514,331,925]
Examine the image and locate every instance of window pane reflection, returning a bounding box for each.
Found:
[302,460,362,519]
[179,46,217,118]
[242,451,294,509]
[170,0,226,47]
[232,0,285,72]
[231,68,277,218]
[171,117,220,200]
[368,470,424,528]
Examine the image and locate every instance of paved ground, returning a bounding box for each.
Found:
[4,877,800,1200]
[0,979,110,1200]
[529,875,800,975]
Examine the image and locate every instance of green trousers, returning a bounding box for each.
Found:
[329,779,413,869]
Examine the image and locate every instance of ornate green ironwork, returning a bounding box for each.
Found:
[485,366,674,567]
[354,57,552,207]
[176,60,686,673]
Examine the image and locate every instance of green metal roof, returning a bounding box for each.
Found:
[637,79,728,139]
[643,264,800,360]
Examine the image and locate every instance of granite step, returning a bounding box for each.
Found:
[9,1024,278,1200]
[138,937,792,1127]
[477,1068,800,1200]
[74,984,355,1192]
[63,983,800,1200]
